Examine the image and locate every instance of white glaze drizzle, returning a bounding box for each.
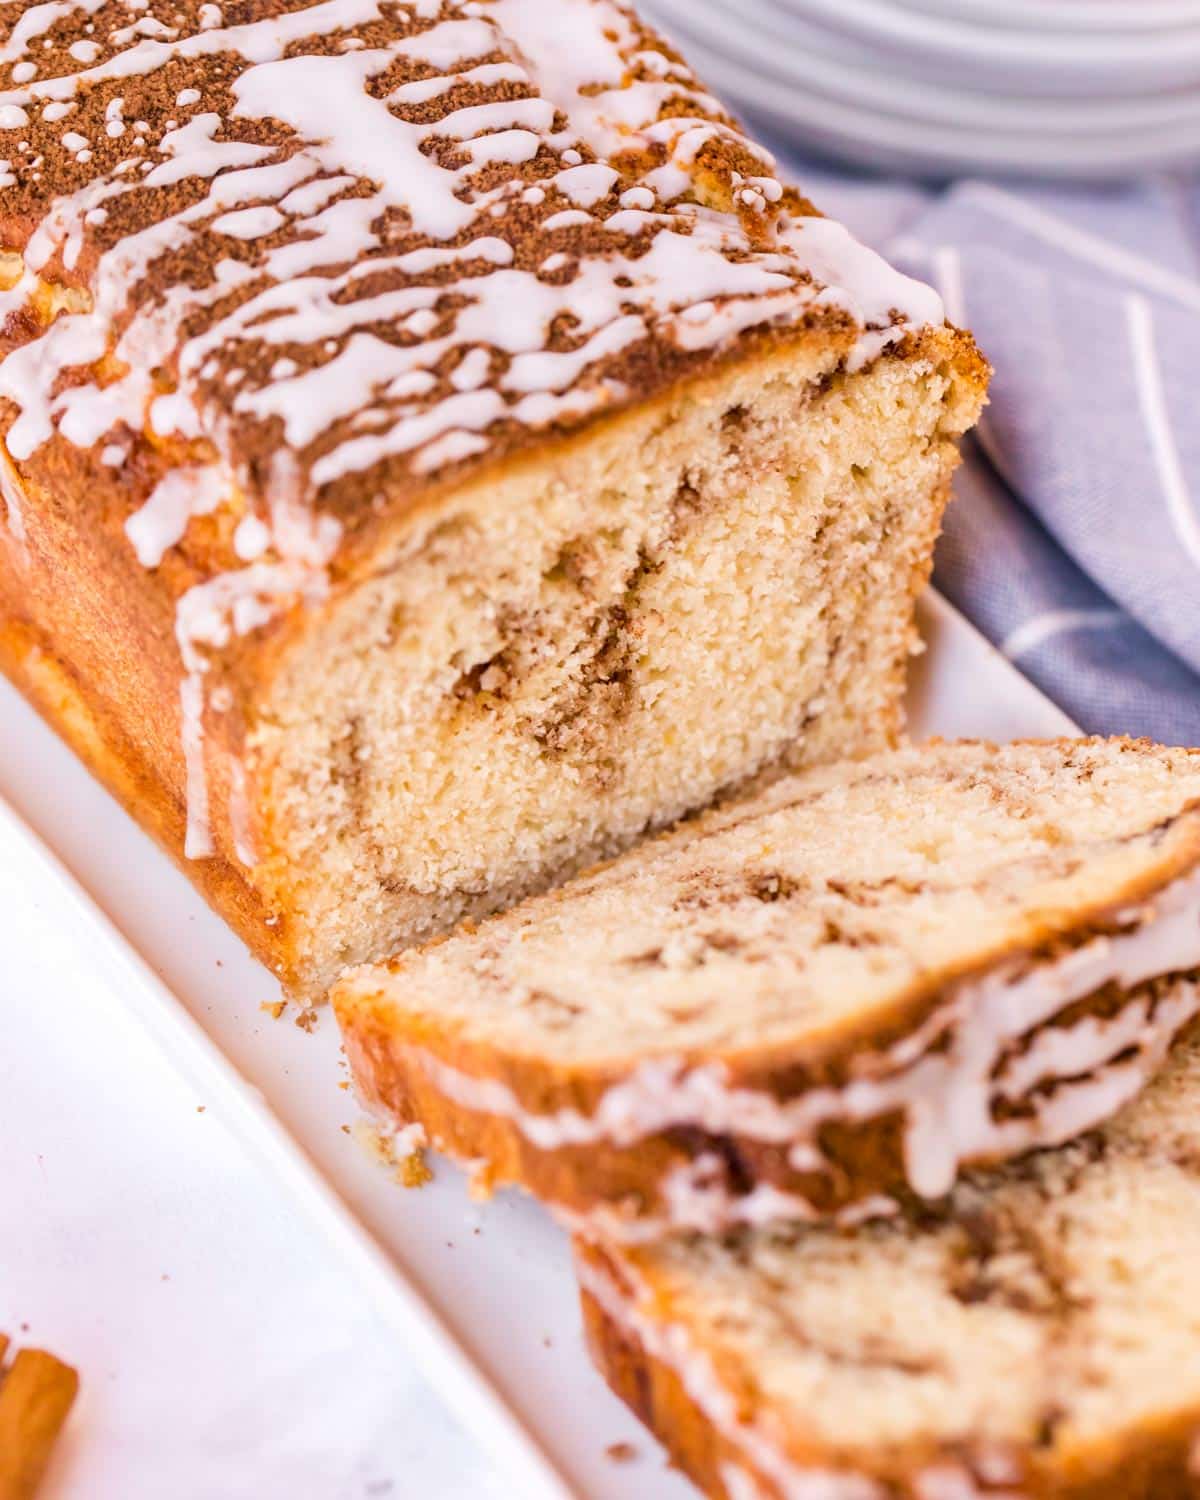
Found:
[124,463,227,567]
[504,985,1194,1245]
[899,874,1200,1196]
[556,1175,899,1247]
[663,1157,821,1237]
[174,546,336,858]
[0,444,29,563]
[915,1469,1024,1500]
[227,754,256,868]
[178,670,211,859]
[398,866,1200,1219]
[0,1,108,66]
[0,0,944,861]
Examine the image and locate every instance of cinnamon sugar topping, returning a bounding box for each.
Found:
[0,0,942,515]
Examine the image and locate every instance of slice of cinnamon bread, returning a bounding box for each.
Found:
[578,1027,1200,1499]
[334,737,1200,1239]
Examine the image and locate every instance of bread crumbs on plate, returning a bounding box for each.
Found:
[350,1120,431,1189]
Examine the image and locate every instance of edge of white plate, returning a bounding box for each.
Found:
[0,791,579,1500]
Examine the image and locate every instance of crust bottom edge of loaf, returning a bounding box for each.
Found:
[576,1242,1200,1500]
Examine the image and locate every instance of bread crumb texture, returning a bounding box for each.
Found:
[264,349,973,993]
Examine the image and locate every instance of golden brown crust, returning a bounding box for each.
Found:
[334,780,1200,1229]
[0,604,299,980]
[577,1238,1200,1500]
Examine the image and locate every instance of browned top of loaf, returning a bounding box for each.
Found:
[0,0,977,587]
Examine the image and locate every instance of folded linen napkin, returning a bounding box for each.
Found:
[786,161,1200,743]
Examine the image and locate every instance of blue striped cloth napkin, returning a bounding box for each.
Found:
[782,159,1200,744]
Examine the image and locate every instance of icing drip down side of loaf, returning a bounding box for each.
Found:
[0,0,946,860]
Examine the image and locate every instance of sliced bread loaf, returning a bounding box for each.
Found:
[578,1026,1200,1499]
[334,738,1200,1239]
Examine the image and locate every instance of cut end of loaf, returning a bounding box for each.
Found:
[255,331,982,995]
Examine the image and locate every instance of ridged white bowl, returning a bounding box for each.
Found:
[644,0,1200,178]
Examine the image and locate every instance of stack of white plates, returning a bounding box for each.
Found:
[642,0,1200,178]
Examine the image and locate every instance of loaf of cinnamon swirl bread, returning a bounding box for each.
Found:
[0,0,984,995]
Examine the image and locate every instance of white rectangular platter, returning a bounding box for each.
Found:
[0,590,1074,1500]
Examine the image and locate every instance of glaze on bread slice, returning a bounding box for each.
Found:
[335,738,1200,1239]
[578,1026,1200,1500]
[0,0,985,998]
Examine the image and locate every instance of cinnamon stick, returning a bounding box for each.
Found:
[0,1345,79,1500]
